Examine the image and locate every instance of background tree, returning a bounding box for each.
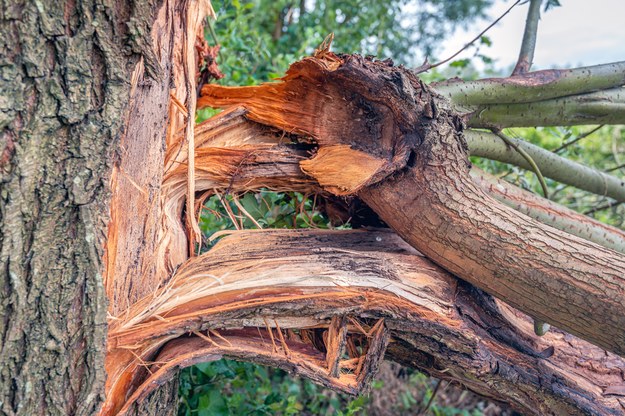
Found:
[207,0,491,84]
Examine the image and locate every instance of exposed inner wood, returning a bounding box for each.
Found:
[105,0,214,315]
[103,91,625,413]
[101,0,215,413]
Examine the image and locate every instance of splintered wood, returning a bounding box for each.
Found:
[104,46,625,416]
[117,322,389,414]
[105,229,625,415]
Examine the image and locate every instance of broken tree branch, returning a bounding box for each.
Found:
[198,53,625,357]
[105,230,625,415]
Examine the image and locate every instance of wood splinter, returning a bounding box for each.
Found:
[325,315,348,377]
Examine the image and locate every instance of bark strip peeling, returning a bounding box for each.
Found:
[198,53,625,357]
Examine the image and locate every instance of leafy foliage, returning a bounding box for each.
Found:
[199,191,344,251]
[208,0,491,84]
[179,360,364,416]
[179,359,493,415]
[202,192,331,232]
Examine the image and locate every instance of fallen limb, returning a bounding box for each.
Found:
[169,110,625,256]
[167,114,625,257]
[198,53,625,356]
[104,230,625,415]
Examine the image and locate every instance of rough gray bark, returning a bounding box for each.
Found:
[0,0,165,414]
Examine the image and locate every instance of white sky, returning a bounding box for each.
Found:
[438,0,625,71]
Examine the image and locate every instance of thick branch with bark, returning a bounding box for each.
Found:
[432,61,625,106]
[467,87,625,128]
[167,110,625,255]
[470,168,625,254]
[198,53,625,357]
[0,1,166,413]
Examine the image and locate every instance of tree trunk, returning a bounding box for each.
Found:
[0,0,134,413]
[0,0,212,414]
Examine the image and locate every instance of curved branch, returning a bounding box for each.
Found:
[466,129,625,202]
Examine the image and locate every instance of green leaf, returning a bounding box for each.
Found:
[479,35,492,46]
[449,58,470,68]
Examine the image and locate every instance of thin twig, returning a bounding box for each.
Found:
[421,0,521,72]
[493,129,549,198]
[585,200,622,215]
[553,125,604,153]
[512,0,542,75]
[606,162,625,173]
[418,379,445,415]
